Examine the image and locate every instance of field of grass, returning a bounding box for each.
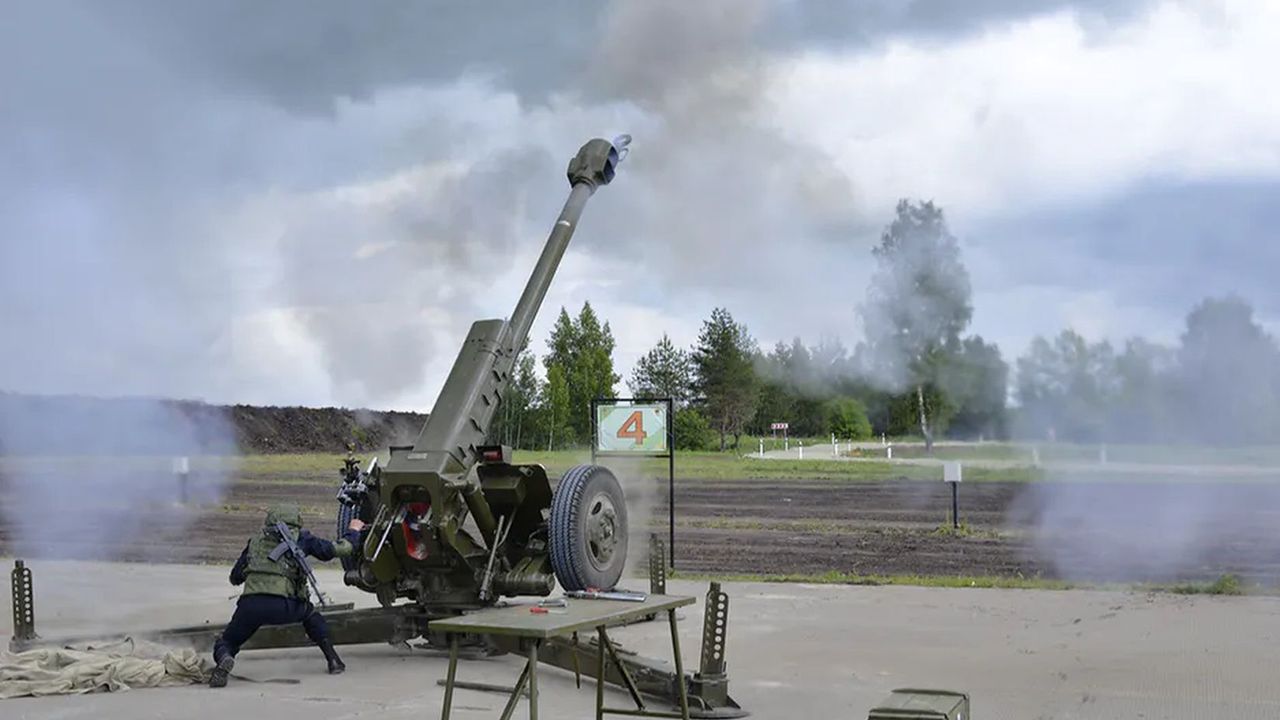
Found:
[0,449,1038,483]
[859,441,1280,467]
[505,450,1040,482]
[10,442,1280,485]
[667,569,1259,595]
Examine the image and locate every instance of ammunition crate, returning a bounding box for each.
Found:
[867,688,970,720]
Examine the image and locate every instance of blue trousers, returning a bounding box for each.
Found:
[213,594,329,661]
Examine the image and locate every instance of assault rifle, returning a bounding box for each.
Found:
[269,521,330,607]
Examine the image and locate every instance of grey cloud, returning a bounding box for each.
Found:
[53,0,1152,115]
[771,0,1157,51]
[969,180,1280,330]
[92,0,603,112]
[0,0,1257,418]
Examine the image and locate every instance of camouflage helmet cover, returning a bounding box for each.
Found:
[265,503,303,529]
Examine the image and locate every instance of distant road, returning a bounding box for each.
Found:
[753,441,1280,478]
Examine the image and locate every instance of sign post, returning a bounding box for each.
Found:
[592,398,677,568]
[944,461,962,529]
[173,456,190,505]
[770,422,789,452]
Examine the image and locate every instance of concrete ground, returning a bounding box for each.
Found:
[4,559,1280,719]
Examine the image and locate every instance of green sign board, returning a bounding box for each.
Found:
[595,404,669,454]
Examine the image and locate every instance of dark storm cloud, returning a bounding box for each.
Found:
[0,2,561,405]
[0,0,1253,413]
[970,180,1280,327]
[68,0,1155,113]
[94,0,603,112]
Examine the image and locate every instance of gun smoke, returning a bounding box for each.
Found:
[0,395,237,563]
[1007,295,1280,584]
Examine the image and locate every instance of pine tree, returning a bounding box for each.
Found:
[541,364,572,450]
[629,334,695,405]
[543,302,619,445]
[690,307,760,450]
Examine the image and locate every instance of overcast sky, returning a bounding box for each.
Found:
[3,0,1278,412]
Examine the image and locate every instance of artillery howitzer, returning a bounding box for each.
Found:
[335,135,632,609]
[7,136,747,718]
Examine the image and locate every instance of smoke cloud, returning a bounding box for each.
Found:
[1010,476,1280,584]
[579,0,870,306]
[1008,295,1280,583]
[0,395,237,562]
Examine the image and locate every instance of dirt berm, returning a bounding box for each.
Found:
[0,392,426,454]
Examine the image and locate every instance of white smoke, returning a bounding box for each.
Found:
[1008,295,1280,583]
[0,395,237,562]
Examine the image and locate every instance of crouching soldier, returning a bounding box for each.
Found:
[209,503,366,688]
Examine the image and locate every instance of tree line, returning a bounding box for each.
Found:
[490,199,1279,452]
[1015,296,1280,445]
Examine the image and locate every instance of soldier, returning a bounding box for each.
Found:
[209,503,366,688]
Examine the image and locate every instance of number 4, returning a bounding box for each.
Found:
[617,411,647,446]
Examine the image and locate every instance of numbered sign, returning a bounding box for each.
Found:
[596,404,669,454]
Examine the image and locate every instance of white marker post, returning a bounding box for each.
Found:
[173,456,191,504]
[944,461,963,529]
[1031,446,1041,467]
[759,438,764,458]
[887,444,893,460]
[798,443,804,460]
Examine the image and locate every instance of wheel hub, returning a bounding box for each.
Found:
[586,492,619,568]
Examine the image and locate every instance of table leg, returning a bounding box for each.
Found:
[499,660,533,720]
[528,640,540,720]
[596,626,606,720]
[601,627,645,709]
[668,609,690,720]
[441,633,459,720]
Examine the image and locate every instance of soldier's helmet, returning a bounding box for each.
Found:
[265,503,303,530]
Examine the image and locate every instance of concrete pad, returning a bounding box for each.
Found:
[4,558,1280,719]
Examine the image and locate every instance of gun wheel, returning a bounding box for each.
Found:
[550,464,629,592]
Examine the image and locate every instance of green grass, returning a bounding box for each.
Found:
[14,441,1280,486]
[670,569,1081,591]
[929,522,1005,539]
[754,436,844,453]
[1164,573,1245,596]
[0,450,1042,483]
[870,441,1280,467]
[0,449,1038,486]
[854,443,1029,462]
[509,450,1040,482]
[670,569,1271,595]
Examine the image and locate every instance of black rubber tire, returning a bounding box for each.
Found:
[549,464,629,591]
[337,501,359,573]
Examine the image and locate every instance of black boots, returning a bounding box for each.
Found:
[210,642,344,684]
[319,640,345,675]
[208,651,235,688]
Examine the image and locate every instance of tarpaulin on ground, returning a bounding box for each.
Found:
[0,637,210,699]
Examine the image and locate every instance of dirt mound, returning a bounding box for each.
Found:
[0,392,426,455]
[229,404,426,453]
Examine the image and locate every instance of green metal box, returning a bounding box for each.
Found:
[867,688,970,720]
